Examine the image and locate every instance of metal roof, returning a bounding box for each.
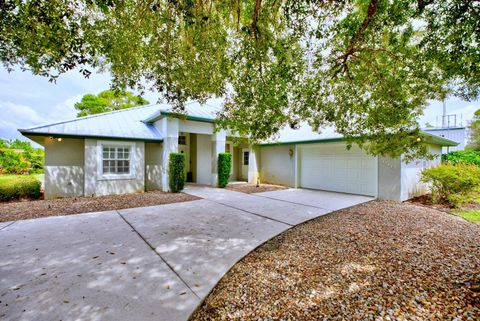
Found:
[260,131,458,146]
[143,102,220,123]
[19,101,457,148]
[19,102,222,144]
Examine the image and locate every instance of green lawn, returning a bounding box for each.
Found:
[452,208,480,224]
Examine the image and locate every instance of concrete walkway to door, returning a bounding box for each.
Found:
[0,186,373,321]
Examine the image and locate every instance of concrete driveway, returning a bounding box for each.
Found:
[0,186,373,321]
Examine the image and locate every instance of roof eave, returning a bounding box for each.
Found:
[19,130,164,143]
[259,137,345,147]
[143,111,216,124]
[260,131,458,148]
[419,131,459,147]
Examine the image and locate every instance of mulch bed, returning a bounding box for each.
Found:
[191,200,480,321]
[406,194,453,212]
[226,183,287,194]
[0,191,199,222]
[407,194,480,213]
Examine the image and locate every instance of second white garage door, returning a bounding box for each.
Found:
[299,143,378,196]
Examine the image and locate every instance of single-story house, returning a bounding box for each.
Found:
[19,102,457,202]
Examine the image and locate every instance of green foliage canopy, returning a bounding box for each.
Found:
[1,0,479,159]
[74,90,150,117]
[467,109,480,150]
[0,139,44,174]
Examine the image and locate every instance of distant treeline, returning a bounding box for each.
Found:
[0,139,44,174]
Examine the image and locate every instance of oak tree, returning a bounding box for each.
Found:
[1,0,479,159]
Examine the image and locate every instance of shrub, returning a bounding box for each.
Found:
[168,153,185,192]
[421,163,480,206]
[442,150,480,166]
[0,175,41,201]
[0,149,30,174]
[218,153,232,188]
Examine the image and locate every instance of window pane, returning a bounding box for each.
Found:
[103,160,111,173]
[178,136,186,145]
[102,145,131,175]
[243,151,249,165]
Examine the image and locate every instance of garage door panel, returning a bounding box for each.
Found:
[300,143,377,196]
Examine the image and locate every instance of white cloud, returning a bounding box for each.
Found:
[48,95,81,121]
[0,96,79,141]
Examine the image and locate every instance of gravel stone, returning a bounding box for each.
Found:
[0,191,198,222]
[191,200,480,321]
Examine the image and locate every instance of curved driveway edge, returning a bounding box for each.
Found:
[0,186,372,321]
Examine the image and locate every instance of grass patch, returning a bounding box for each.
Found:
[451,208,480,224]
[0,175,42,202]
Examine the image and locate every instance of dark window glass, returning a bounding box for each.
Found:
[243,151,249,165]
[178,136,187,145]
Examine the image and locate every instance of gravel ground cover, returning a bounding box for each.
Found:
[226,183,286,194]
[191,200,480,321]
[0,191,199,222]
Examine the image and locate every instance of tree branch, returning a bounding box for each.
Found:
[341,0,379,62]
[251,0,262,39]
[334,0,379,76]
[417,0,435,13]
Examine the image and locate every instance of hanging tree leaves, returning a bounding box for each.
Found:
[1,0,479,159]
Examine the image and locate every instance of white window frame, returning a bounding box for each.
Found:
[97,141,136,180]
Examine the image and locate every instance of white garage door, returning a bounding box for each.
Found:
[299,143,378,196]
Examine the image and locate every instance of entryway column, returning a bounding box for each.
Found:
[248,145,260,184]
[211,129,227,186]
[155,117,179,192]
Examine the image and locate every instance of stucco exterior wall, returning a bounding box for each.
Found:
[196,134,212,185]
[179,120,214,135]
[145,142,163,191]
[230,146,238,181]
[84,139,145,196]
[259,145,295,186]
[44,138,85,199]
[377,156,402,202]
[400,144,442,201]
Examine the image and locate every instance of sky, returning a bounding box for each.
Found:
[1,67,479,145]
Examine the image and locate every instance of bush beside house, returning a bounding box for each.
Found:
[442,150,480,167]
[168,153,186,192]
[421,163,480,207]
[0,175,41,201]
[218,153,232,188]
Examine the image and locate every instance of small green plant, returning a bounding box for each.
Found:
[168,153,185,192]
[218,153,232,188]
[442,150,480,166]
[0,175,41,201]
[421,163,480,207]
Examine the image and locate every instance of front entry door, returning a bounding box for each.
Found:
[241,148,249,181]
